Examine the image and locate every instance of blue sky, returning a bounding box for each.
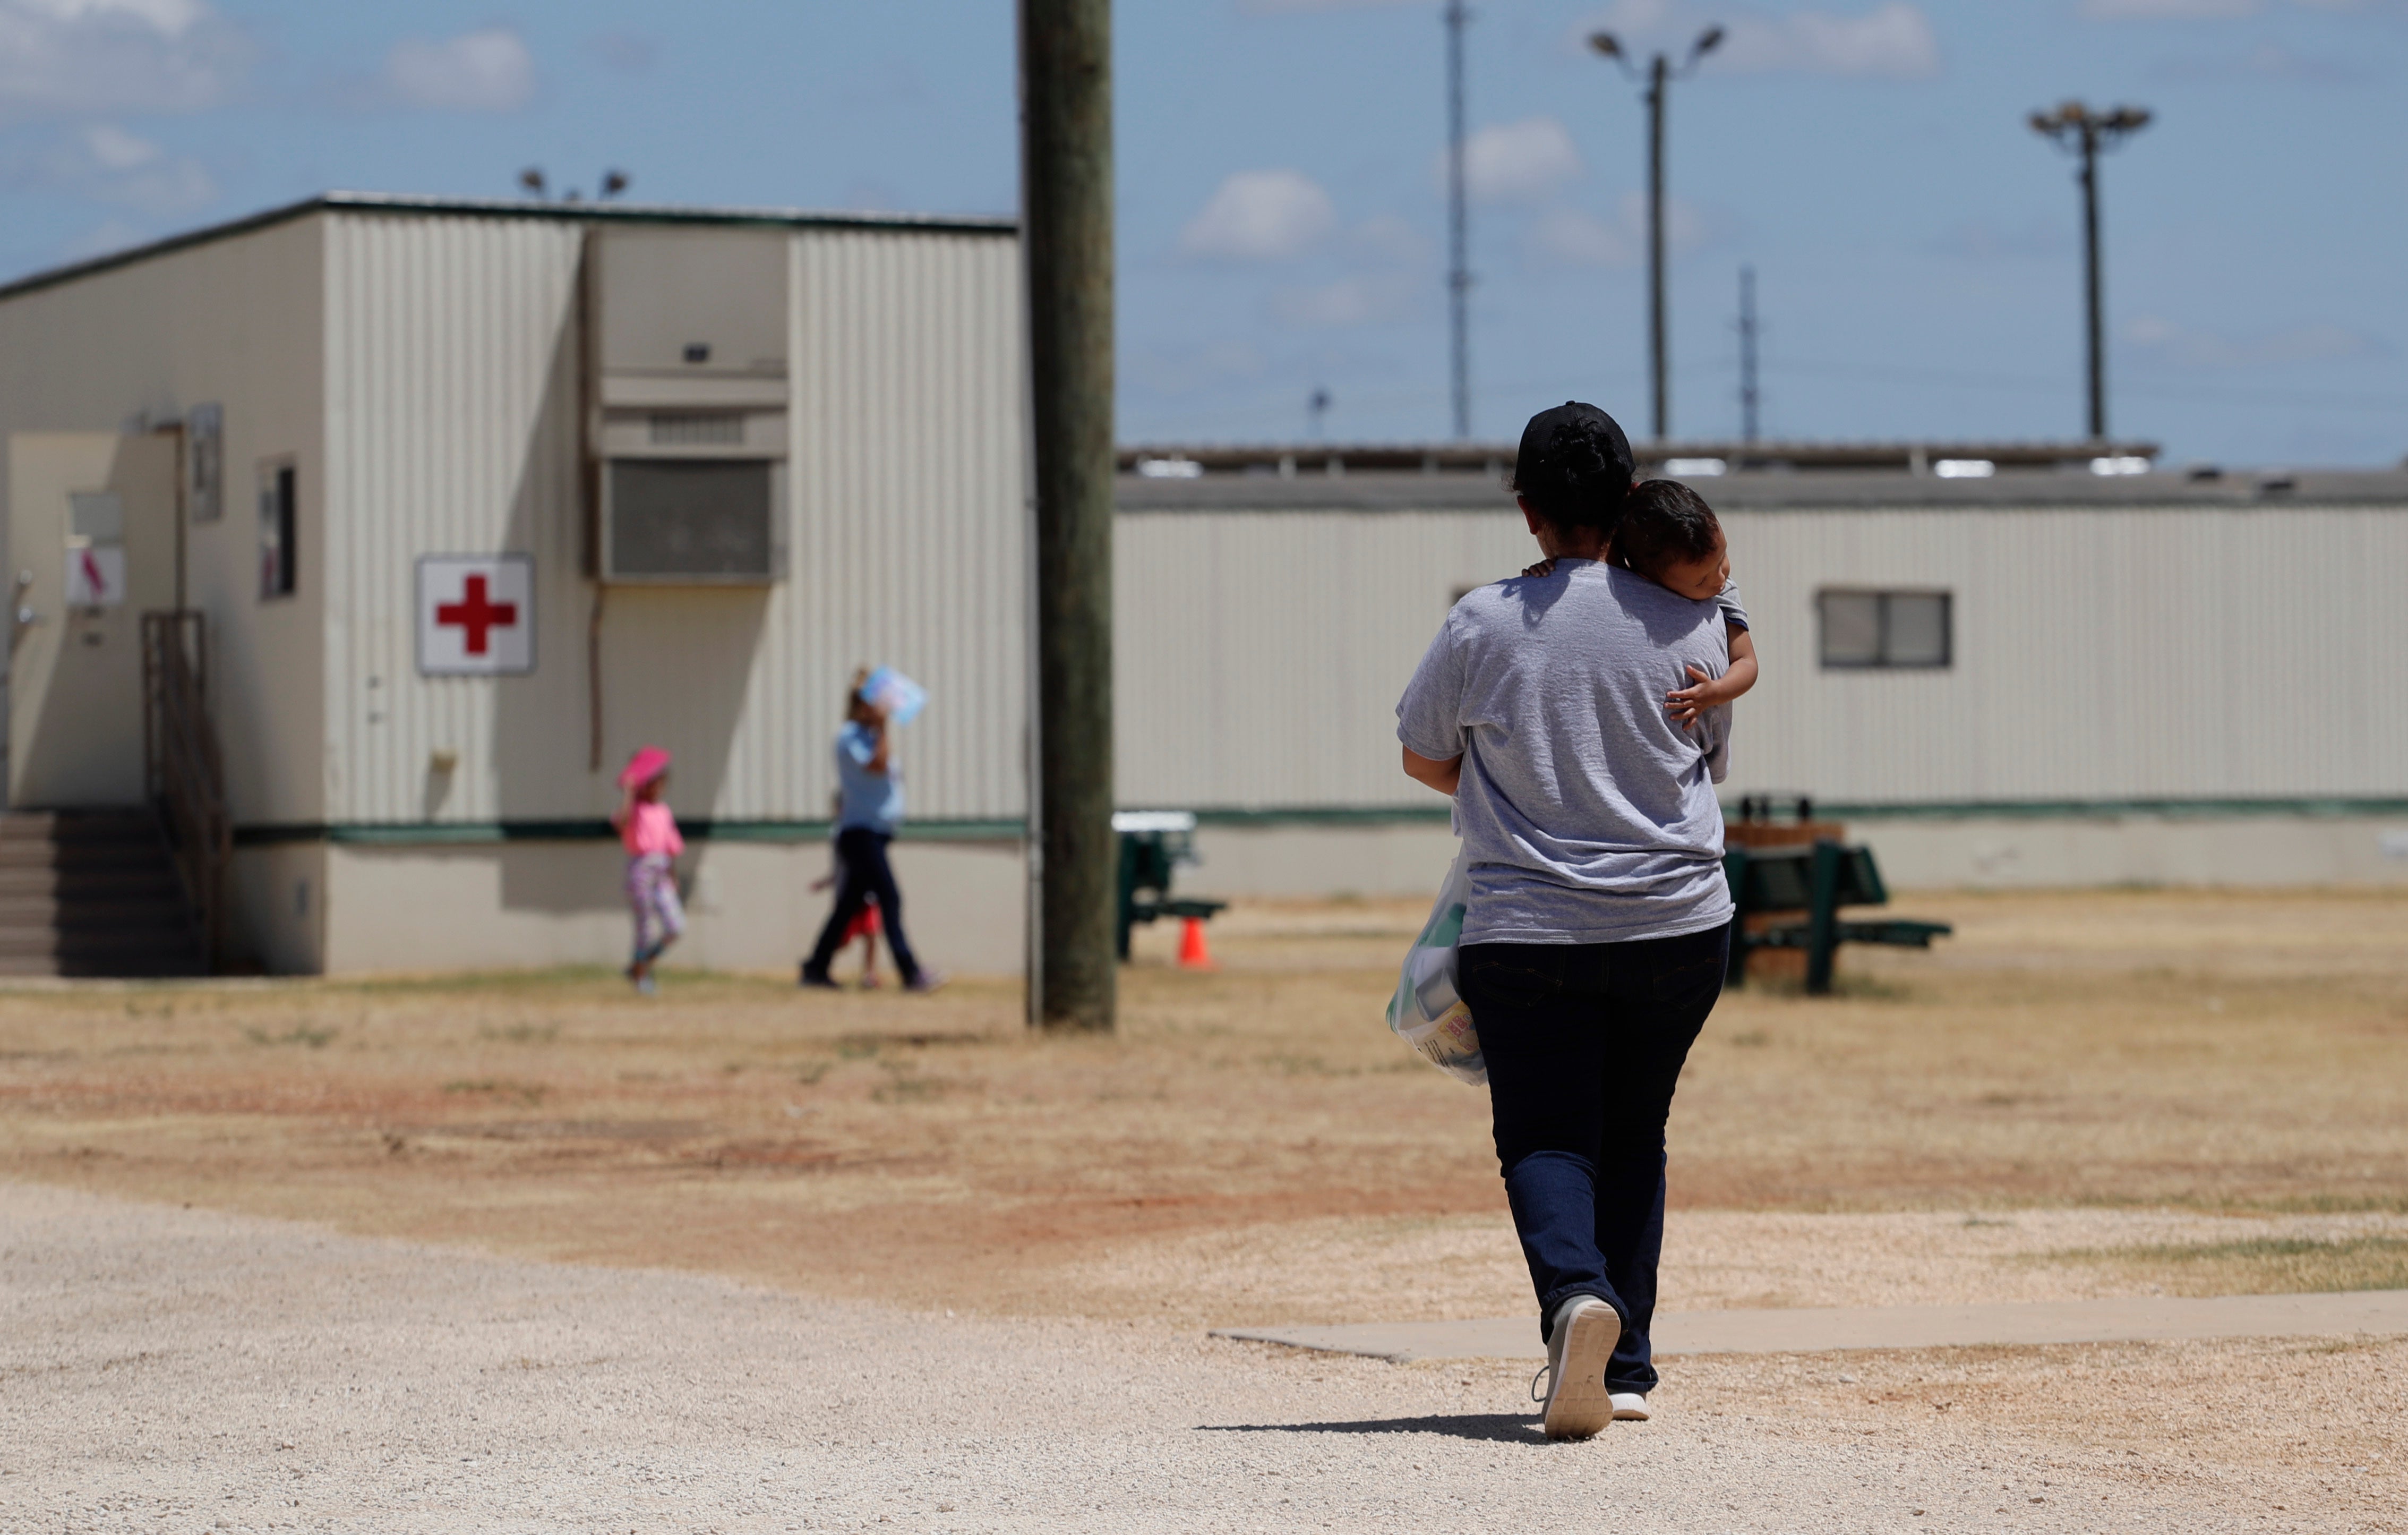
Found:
[1,1,2402,465]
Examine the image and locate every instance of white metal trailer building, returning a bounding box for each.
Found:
[5,192,2401,978]
[1115,453,2408,896]
[0,194,1030,975]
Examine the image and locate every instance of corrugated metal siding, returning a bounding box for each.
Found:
[324,214,1025,825]
[0,215,326,825]
[324,214,588,824]
[772,226,1025,821]
[1114,504,2408,808]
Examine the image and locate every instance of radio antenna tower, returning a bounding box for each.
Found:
[1736,264,1760,445]
[1444,1,1471,440]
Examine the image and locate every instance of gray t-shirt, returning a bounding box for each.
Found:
[1395,559,1733,946]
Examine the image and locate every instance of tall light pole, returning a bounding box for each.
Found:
[1444,1,1472,440]
[2029,100,2150,442]
[1590,24,1721,442]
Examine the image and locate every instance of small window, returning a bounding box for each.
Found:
[258,458,297,599]
[1818,589,1950,669]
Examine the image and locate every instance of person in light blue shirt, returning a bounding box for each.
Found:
[801,672,941,992]
[836,711,905,835]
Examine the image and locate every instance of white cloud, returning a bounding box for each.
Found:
[1179,169,1336,261]
[1270,271,1416,328]
[1532,192,1709,268]
[81,120,155,169]
[0,0,242,121]
[384,28,535,113]
[1717,3,1940,77]
[1581,2,1940,79]
[2,120,216,214]
[1533,206,1636,268]
[2124,314,2386,368]
[1438,116,1583,207]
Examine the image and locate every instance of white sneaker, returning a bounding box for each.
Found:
[1533,1295,1617,1440]
[1610,1392,1650,1421]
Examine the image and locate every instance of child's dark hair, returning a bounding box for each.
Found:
[1508,414,1631,531]
[1613,479,1723,577]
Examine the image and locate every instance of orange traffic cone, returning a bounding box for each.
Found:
[1176,915,1215,970]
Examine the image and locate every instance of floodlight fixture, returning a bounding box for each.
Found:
[601,170,631,200]
[518,167,546,198]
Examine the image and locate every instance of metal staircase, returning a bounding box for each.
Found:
[0,808,206,976]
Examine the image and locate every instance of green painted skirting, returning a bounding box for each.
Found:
[233,818,1024,848]
[233,797,2408,850]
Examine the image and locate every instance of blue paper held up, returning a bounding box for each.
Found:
[861,666,926,726]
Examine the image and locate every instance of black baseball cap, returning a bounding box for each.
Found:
[1514,401,1635,492]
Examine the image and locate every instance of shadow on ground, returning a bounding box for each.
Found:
[1197,1412,1542,1444]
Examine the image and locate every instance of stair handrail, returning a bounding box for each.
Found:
[140,611,229,970]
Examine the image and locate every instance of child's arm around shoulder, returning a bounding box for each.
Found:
[1666,611,1758,727]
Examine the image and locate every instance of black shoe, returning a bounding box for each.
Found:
[799,963,839,990]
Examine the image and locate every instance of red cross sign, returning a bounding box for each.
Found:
[436,576,517,654]
[417,555,535,676]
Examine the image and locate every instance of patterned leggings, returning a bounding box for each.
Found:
[625,854,685,961]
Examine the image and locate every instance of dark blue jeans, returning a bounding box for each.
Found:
[805,828,923,985]
[1459,923,1729,1395]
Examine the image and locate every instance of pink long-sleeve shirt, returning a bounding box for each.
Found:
[620,800,684,858]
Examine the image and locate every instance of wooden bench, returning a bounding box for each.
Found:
[1112,811,1229,961]
[1723,840,1952,995]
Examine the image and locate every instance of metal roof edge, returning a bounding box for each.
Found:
[0,192,333,304]
[0,192,1018,305]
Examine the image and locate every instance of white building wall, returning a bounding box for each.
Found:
[1114,502,2408,811]
[0,215,328,828]
[322,211,588,827]
[320,212,1026,830]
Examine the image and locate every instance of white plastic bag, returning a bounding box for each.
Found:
[1386,848,1486,1085]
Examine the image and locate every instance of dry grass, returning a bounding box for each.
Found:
[2049,1235,2408,1297]
[7,886,2408,1528]
[1,886,2404,1328]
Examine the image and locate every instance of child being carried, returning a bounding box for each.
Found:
[1523,476,1757,729]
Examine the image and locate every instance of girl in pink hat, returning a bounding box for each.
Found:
[612,746,684,995]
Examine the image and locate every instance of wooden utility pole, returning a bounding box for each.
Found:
[1021,0,1117,1032]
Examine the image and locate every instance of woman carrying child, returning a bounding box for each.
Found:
[1394,402,1750,1439]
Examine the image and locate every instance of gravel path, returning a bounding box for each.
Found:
[0,1182,2319,1533]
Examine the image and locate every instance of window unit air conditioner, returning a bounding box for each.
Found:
[588,227,791,584]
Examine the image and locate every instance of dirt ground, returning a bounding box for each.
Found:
[4,887,2405,1524]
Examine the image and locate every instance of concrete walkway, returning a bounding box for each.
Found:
[1212,1289,2408,1362]
[8,1181,2394,1532]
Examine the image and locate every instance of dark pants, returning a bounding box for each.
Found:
[805,828,923,984]
[1459,923,1729,1395]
